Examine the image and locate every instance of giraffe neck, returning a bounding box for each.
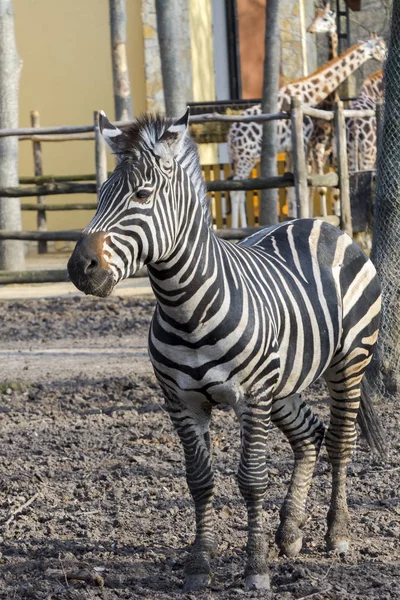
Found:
[281,42,373,108]
[329,31,338,59]
[359,71,383,102]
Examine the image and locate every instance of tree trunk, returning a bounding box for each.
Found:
[0,0,24,270]
[371,0,400,399]
[109,0,133,121]
[259,0,280,225]
[155,0,187,118]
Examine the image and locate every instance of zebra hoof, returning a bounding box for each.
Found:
[183,573,210,591]
[276,522,304,557]
[245,573,271,590]
[279,536,303,558]
[326,537,349,556]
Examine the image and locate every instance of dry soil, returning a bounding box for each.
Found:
[0,296,399,599]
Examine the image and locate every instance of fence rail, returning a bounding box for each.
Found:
[0,218,340,285]
[302,105,376,121]
[0,101,379,284]
[0,172,338,199]
[0,217,340,243]
[0,112,290,140]
[0,107,376,140]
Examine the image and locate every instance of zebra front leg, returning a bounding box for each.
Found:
[272,394,325,557]
[237,397,272,590]
[165,397,216,591]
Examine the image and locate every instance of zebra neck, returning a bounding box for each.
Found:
[147,216,223,325]
[176,139,210,226]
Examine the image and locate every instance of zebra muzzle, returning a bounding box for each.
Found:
[67,232,115,297]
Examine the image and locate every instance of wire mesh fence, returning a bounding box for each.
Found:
[371,0,400,398]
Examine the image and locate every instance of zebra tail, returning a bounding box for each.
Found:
[357,375,387,458]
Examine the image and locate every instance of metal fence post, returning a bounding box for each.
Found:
[94,111,108,198]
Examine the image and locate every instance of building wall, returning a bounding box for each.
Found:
[142,0,165,113]
[14,0,217,242]
[190,0,217,163]
[345,0,391,92]
[237,0,317,98]
[14,0,146,234]
[280,0,317,84]
[142,0,217,162]
[237,0,267,98]
[142,0,193,113]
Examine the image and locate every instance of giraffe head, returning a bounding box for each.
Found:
[363,34,387,63]
[307,3,336,34]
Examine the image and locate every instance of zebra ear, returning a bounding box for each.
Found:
[155,107,190,159]
[98,110,126,154]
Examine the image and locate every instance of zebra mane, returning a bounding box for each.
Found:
[120,114,211,226]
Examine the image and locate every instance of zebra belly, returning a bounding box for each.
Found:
[149,347,264,409]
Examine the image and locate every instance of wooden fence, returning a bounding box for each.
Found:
[0,100,379,284]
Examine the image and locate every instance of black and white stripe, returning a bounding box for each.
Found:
[68,110,382,592]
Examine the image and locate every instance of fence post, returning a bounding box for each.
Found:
[30,110,47,254]
[290,97,309,218]
[94,111,108,197]
[334,100,352,237]
[375,97,383,158]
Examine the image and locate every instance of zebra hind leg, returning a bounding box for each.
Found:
[237,395,272,590]
[323,334,378,555]
[272,394,325,557]
[165,396,216,591]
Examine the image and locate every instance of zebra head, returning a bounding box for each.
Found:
[68,108,207,297]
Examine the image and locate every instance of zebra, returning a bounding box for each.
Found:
[68,108,384,592]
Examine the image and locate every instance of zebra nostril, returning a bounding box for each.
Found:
[84,258,99,274]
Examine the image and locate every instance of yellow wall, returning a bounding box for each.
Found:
[189,0,217,164]
[14,0,146,232]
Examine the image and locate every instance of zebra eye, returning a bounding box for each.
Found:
[135,189,151,202]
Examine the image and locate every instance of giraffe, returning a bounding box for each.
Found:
[346,70,384,252]
[307,2,338,59]
[307,2,339,216]
[307,8,384,213]
[227,35,386,227]
[346,69,384,172]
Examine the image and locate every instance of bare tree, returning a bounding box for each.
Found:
[109,0,133,121]
[0,0,24,270]
[370,0,400,399]
[155,0,187,118]
[259,0,280,225]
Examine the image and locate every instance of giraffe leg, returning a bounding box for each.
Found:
[239,194,248,228]
[230,190,241,228]
[236,394,272,590]
[272,394,325,557]
[230,157,257,228]
[165,396,216,591]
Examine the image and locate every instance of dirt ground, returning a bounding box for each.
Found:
[1,295,400,600]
